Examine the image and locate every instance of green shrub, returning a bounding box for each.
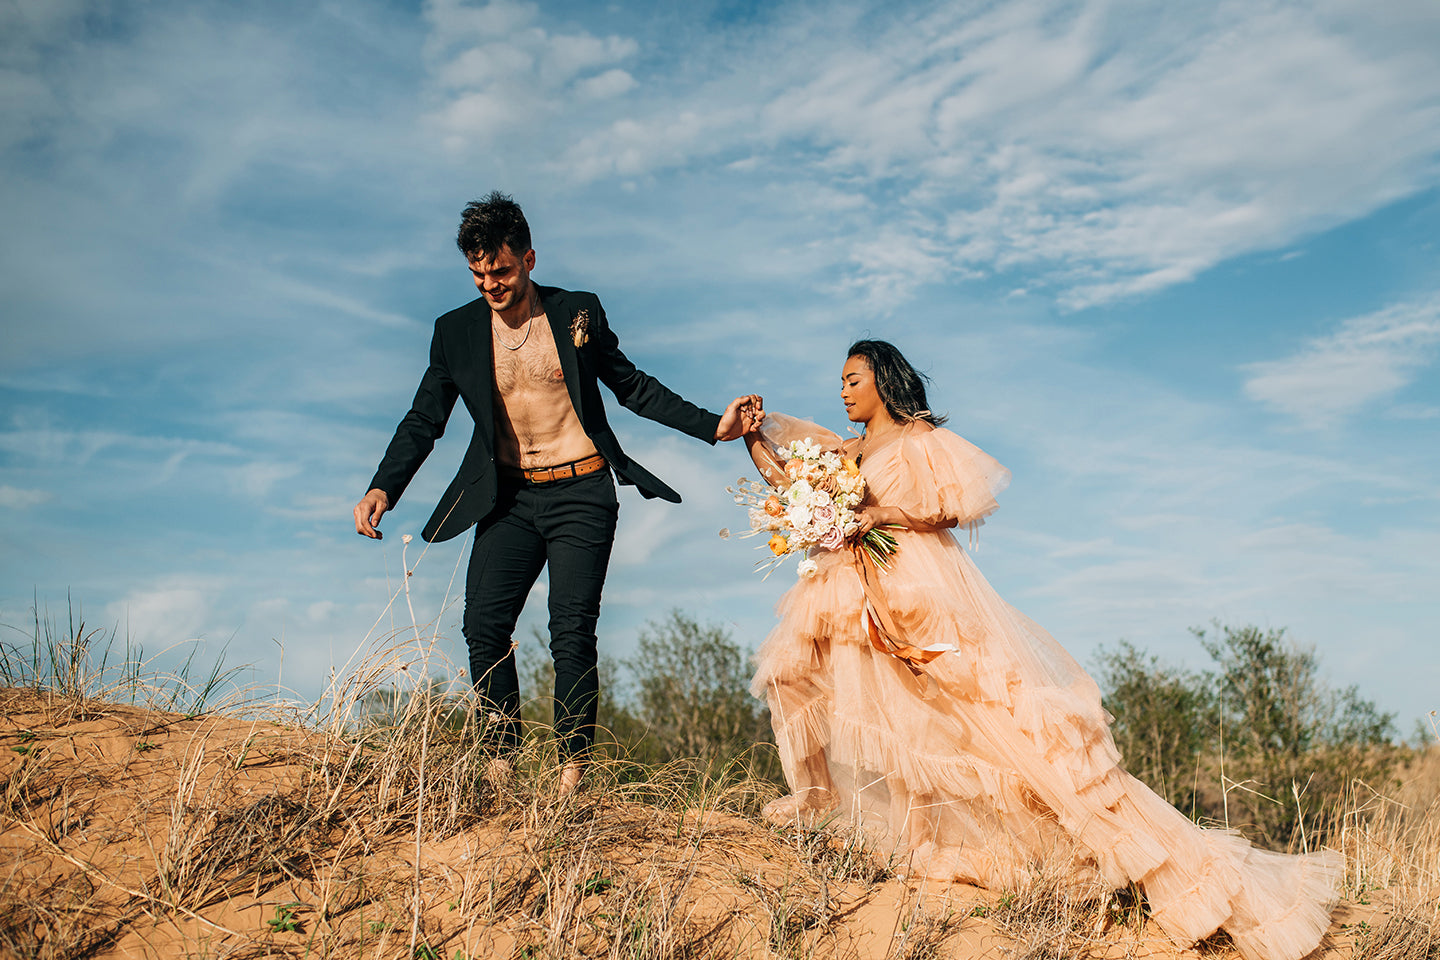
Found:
[1094,639,1216,814]
[518,611,782,786]
[1097,623,1404,850]
[1195,622,1401,847]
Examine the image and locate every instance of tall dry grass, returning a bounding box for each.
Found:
[3,579,1438,958]
[0,587,930,959]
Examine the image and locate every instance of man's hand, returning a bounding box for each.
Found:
[354,488,391,539]
[716,394,765,441]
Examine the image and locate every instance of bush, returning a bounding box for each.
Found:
[517,611,781,785]
[1094,639,1216,814]
[1097,623,1404,850]
[624,610,778,782]
[1195,622,1401,847]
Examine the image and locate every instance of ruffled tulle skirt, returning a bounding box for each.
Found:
[751,533,1340,960]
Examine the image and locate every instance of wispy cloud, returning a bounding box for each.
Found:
[105,576,222,648]
[423,0,639,151]
[0,486,52,510]
[1243,298,1440,428]
[435,0,1440,306]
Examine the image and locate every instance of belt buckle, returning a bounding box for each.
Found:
[524,455,602,484]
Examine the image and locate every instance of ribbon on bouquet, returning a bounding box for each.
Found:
[852,544,956,678]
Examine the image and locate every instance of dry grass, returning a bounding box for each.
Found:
[966,862,1148,960]
[0,613,943,960]
[2,604,1439,959]
[1352,897,1440,960]
[1337,746,1440,902]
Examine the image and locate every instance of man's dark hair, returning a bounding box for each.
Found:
[846,339,947,426]
[456,191,532,260]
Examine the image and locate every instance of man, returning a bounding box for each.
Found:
[354,192,759,795]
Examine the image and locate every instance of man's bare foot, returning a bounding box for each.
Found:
[483,757,514,788]
[557,761,584,799]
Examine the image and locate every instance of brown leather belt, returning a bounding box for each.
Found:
[502,453,608,484]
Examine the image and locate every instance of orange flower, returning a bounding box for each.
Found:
[764,495,784,517]
[842,457,861,475]
[767,534,790,556]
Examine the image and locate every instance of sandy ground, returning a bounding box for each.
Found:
[0,687,1382,959]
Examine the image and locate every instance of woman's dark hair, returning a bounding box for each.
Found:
[846,339,947,426]
[456,191,532,260]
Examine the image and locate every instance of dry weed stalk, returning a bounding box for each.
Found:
[1353,897,1440,960]
[1336,749,1440,900]
[980,853,1145,960]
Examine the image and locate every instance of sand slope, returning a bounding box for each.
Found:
[0,688,1375,959]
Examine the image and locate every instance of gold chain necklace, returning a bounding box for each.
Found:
[495,290,540,351]
[495,316,533,351]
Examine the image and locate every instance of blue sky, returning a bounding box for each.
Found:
[2,0,1438,728]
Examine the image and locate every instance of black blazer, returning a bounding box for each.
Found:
[368,285,722,543]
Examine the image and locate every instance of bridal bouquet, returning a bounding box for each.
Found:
[724,437,898,579]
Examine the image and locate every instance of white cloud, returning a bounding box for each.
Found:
[0,485,52,509]
[575,68,636,101]
[464,0,1440,307]
[422,0,640,147]
[1242,298,1440,428]
[106,578,218,648]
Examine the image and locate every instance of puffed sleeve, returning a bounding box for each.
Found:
[757,412,847,455]
[893,425,1011,532]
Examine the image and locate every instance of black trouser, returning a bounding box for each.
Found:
[463,469,618,761]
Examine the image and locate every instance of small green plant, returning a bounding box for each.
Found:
[135,741,157,752]
[413,945,439,960]
[265,903,303,933]
[581,872,613,896]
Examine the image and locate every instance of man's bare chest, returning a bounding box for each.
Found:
[492,317,568,397]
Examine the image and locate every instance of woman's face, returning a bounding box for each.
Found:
[841,355,887,425]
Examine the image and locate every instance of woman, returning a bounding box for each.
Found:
[743,340,1340,960]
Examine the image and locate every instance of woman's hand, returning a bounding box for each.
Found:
[851,505,958,538]
[852,506,898,538]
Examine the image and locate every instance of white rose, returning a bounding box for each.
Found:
[796,557,819,578]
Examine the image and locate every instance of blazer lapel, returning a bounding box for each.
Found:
[543,289,587,426]
[465,299,496,446]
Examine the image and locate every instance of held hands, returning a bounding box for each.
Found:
[716,394,765,441]
[354,488,391,539]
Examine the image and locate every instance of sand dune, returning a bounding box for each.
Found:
[0,687,1394,958]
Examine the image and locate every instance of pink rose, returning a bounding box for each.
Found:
[819,526,845,551]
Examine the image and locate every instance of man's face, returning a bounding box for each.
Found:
[468,244,536,313]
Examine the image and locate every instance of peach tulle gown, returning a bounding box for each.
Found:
[750,415,1341,960]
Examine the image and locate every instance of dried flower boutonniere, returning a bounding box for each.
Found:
[570,309,591,348]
